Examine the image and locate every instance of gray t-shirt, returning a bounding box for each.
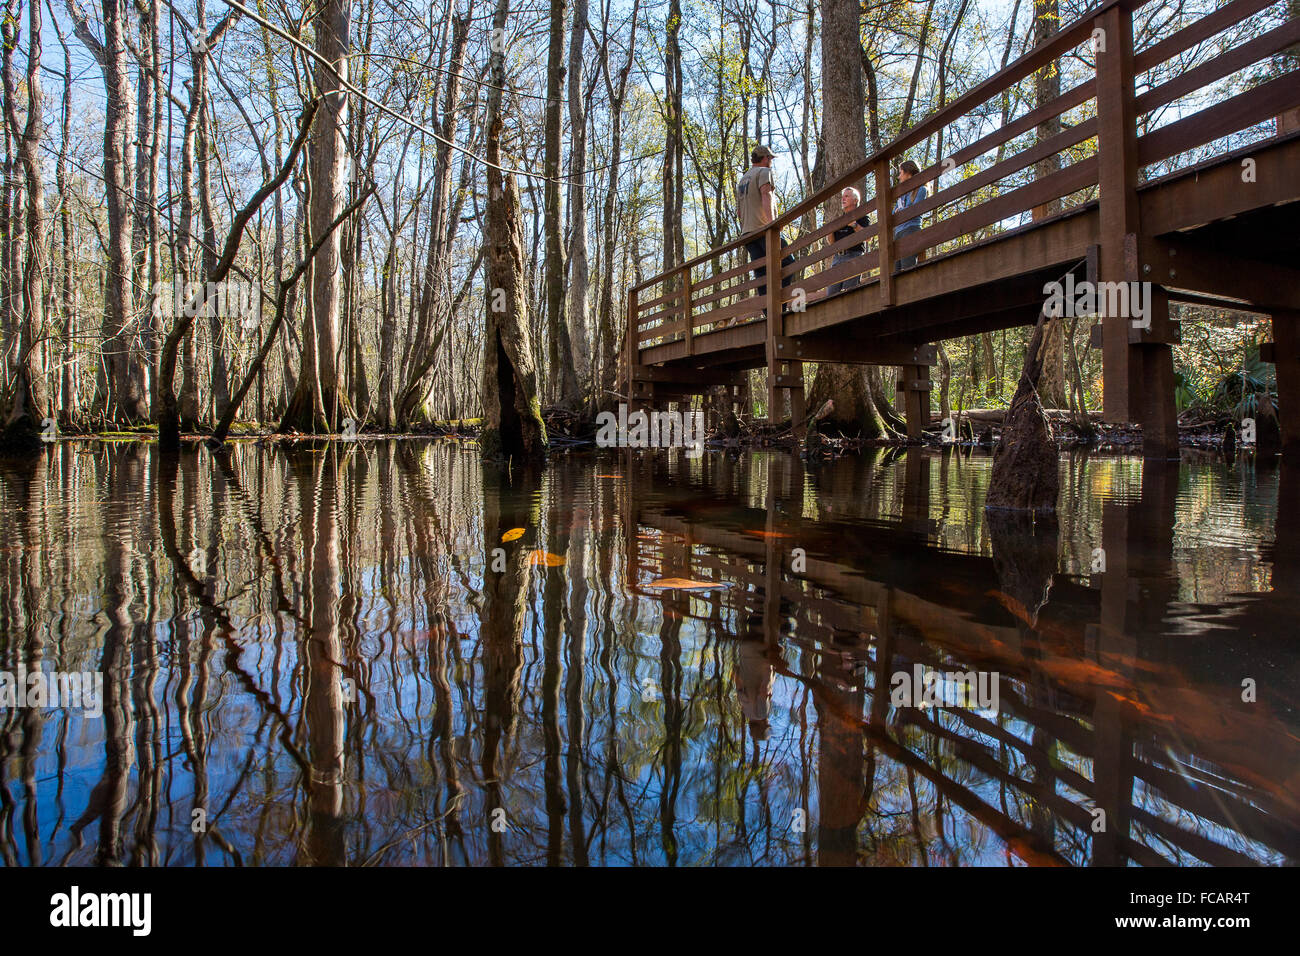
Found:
[736,165,774,236]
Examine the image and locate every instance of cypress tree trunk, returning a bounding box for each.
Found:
[986,311,1060,513]
[280,0,354,433]
[1,0,50,449]
[480,0,547,465]
[811,0,888,438]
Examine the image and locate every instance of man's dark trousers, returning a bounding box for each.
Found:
[745,234,796,299]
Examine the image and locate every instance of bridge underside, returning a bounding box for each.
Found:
[632,134,1300,458]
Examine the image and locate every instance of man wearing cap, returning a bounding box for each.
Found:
[736,145,796,307]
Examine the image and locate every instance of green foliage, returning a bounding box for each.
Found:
[1210,345,1274,417]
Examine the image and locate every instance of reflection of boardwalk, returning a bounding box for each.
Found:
[624,451,1300,865]
[626,0,1300,459]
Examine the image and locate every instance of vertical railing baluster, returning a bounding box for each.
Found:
[683,264,693,356]
[765,223,781,422]
[875,158,895,307]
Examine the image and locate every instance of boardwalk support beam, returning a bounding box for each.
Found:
[1269,311,1300,462]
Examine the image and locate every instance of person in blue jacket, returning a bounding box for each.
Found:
[893,160,927,271]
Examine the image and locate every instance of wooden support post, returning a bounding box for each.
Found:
[901,364,929,439]
[765,223,782,424]
[788,361,807,438]
[1273,310,1300,462]
[874,159,895,306]
[1095,4,1142,424]
[625,287,639,410]
[1137,286,1179,459]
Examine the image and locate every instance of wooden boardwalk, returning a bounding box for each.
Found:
[625,0,1300,458]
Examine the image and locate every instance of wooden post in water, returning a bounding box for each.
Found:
[901,364,929,440]
[626,286,640,413]
[1137,287,1180,459]
[1271,311,1300,462]
[1095,4,1142,425]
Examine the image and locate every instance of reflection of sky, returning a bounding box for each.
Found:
[3,443,1294,866]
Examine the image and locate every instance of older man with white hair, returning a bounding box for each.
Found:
[828,186,873,296]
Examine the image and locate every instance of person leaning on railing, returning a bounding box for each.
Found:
[892,159,927,271]
[736,145,796,316]
[828,186,872,296]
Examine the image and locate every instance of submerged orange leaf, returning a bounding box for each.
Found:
[743,529,792,539]
[501,527,526,542]
[645,577,718,590]
[528,550,566,567]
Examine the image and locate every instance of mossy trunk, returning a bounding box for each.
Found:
[986,311,1061,513]
[480,0,546,465]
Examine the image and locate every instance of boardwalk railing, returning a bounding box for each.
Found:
[625,0,1300,382]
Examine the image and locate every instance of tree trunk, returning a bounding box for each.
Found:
[54,21,77,423]
[281,0,353,433]
[198,94,231,422]
[481,0,547,464]
[594,0,639,413]
[986,311,1060,513]
[662,0,684,273]
[543,0,579,408]
[100,0,144,421]
[565,0,592,406]
[1,0,51,448]
[812,0,888,437]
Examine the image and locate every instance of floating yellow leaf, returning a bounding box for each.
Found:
[528,550,566,567]
[501,527,526,542]
[645,577,717,590]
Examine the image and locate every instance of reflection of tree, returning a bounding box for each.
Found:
[156,445,311,863]
[288,449,347,866]
[0,452,47,865]
[70,445,143,864]
[479,463,536,865]
[563,466,591,866]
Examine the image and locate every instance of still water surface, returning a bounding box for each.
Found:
[0,440,1295,866]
